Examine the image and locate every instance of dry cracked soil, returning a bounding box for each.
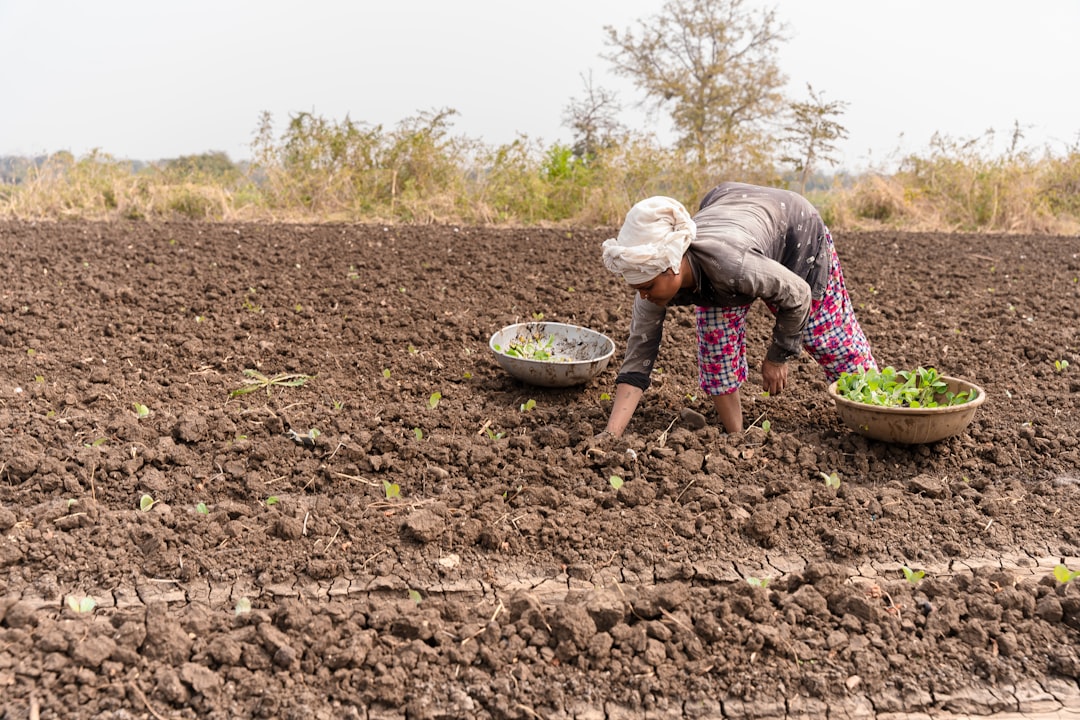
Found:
[0,220,1079,719]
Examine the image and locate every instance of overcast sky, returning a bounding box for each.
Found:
[2,1,1077,172]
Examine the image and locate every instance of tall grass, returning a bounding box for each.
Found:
[2,113,1078,233]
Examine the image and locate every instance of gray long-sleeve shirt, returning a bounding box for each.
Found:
[616,182,831,390]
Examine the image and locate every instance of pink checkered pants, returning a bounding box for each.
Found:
[696,232,876,396]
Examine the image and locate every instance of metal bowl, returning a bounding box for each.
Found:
[827,375,986,444]
[489,322,615,388]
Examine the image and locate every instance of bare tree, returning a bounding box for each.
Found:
[602,0,788,168]
[780,83,849,193]
[562,72,624,161]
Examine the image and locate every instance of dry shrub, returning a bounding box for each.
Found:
[824,174,912,230]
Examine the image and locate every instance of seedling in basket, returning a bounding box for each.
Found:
[495,333,556,361]
[230,370,313,397]
[835,366,975,408]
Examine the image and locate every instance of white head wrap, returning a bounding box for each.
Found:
[601,196,696,285]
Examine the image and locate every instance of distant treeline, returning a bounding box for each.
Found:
[2,112,1078,234]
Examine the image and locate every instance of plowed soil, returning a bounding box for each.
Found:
[1,221,1079,719]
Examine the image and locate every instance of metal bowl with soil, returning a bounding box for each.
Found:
[489,322,615,388]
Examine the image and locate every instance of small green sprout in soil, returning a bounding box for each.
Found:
[463,371,473,379]
[600,392,611,401]
[66,595,97,614]
[408,344,418,354]
[412,428,423,440]
[84,438,108,448]
[485,428,504,440]
[139,494,156,512]
[902,566,925,584]
[761,419,772,433]
[196,502,209,515]
[820,471,841,489]
[133,403,150,418]
[532,312,545,320]
[836,366,975,408]
[609,475,624,490]
[235,597,252,616]
[1055,359,1070,373]
[520,398,537,413]
[383,480,400,499]
[428,392,442,409]
[1054,563,1079,584]
[408,589,423,604]
[286,428,320,447]
[382,368,391,378]
[230,369,313,397]
[265,496,280,506]
[746,577,770,588]
[241,288,262,313]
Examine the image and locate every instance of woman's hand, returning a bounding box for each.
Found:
[761,359,789,395]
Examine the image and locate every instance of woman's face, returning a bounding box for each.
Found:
[629,267,683,307]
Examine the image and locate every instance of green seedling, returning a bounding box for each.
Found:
[599,392,611,401]
[835,366,975,408]
[1055,359,1070,373]
[383,480,400,499]
[463,371,473,379]
[820,471,841,489]
[265,496,280,506]
[133,403,150,418]
[65,595,97,614]
[408,589,423,604]
[84,438,108,448]
[609,475,624,490]
[196,502,209,515]
[35,375,44,383]
[331,399,344,410]
[412,428,423,440]
[241,289,262,313]
[761,419,771,433]
[520,398,537,413]
[1053,563,1079,584]
[408,344,419,354]
[531,312,545,320]
[230,369,313,397]
[747,577,770,588]
[382,369,391,378]
[485,428,504,440]
[902,565,925,584]
[286,428,320,447]
[139,494,156,512]
[235,597,252,616]
[428,392,442,409]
